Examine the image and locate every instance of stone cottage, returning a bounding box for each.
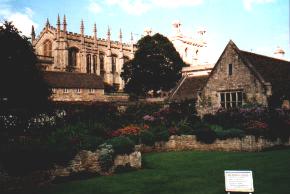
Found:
[197,40,290,115]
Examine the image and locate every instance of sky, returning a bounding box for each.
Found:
[0,0,289,63]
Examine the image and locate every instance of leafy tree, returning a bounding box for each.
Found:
[0,21,51,114]
[121,33,185,98]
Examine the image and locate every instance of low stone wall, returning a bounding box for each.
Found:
[137,135,290,152]
[52,150,141,178]
[1,150,142,192]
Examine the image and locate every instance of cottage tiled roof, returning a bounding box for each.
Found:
[238,50,290,98]
[43,71,104,89]
[169,75,208,102]
[240,51,290,88]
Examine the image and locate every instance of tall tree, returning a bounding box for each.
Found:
[121,33,185,98]
[0,21,51,114]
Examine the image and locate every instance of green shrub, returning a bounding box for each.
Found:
[106,136,134,155]
[195,127,217,144]
[98,143,114,172]
[155,130,170,142]
[226,128,245,139]
[126,134,140,144]
[140,130,155,146]
[178,119,194,135]
[81,136,104,151]
[208,125,245,140]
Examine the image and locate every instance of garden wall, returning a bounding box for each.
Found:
[138,135,290,152]
[0,150,141,192]
[53,150,142,177]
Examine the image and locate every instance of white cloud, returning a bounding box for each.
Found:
[7,12,37,36]
[0,1,37,36]
[243,0,274,11]
[88,1,102,14]
[105,0,203,15]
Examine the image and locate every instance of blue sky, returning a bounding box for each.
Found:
[0,0,289,62]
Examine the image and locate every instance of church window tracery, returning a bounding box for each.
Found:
[43,40,52,57]
[68,47,78,72]
[112,55,117,73]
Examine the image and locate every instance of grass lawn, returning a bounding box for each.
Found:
[27,149,290,194]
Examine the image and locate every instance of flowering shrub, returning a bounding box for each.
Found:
[143,115,155,122]
[110,125,142,137]
[244,120,269,130]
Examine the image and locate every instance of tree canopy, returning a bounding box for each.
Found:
[121,33,185,98]
[0,21,51,114]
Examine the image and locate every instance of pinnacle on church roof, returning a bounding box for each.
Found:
[56,14,60,32]
[63,15,67,32]
[31,25,35,38]
[107,26,111,37]
[119,28,123,40]
[80,19,84,35]
[57,14,60,26]
[45,18,50,27]
[94,23,97,34]
[63,15,67,25]
[130,32,133,41]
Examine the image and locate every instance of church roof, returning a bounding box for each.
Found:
[168,75,208,102]
[43,71,104,89]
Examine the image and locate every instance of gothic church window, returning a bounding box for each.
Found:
[86,54,91,74]
[99,53,105,78]
[93,55,97,74]
[112,55,117,73]
[68,47,78,72]
[43,40,52,56]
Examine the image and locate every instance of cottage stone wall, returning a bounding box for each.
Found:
[51,88,105,101]
[137,135,290,152]
[197,44,268,115]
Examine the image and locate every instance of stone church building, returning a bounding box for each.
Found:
[32,15,135,101]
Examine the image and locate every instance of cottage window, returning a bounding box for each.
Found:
[89,89,95,93]
[228,63,233,76]
[76,88,81,93]
[52,88,56,94]
[220,91,243,109]
[64,88,69,93]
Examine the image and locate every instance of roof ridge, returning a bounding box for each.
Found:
[240,50,290,63]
